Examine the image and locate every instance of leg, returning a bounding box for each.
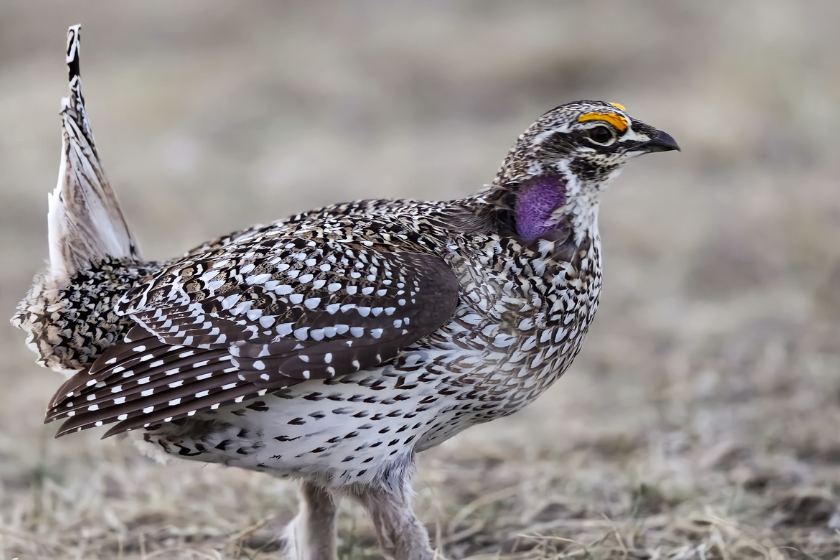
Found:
[283,481,339,560]
[351,483,436,560]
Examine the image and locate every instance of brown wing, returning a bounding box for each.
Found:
[48,226,460,437]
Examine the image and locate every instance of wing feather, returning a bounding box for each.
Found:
[50,218,461,438]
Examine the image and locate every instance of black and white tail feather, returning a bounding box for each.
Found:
[49,25,140,282]
[11,25,156,376]
[11,26,291,437]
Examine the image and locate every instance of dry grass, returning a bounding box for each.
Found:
[2,1,840,558]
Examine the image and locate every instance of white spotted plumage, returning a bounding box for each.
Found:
[10,26,680,560]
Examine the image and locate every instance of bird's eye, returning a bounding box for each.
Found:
[587,126,613,144]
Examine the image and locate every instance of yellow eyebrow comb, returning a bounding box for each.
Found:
[578,111,628,132]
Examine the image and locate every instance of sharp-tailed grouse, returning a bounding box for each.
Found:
[12,25,679,560]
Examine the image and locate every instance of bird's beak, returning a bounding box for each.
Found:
[641,130,680,153]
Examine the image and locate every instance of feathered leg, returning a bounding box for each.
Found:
[351,483,436,560]
[283,481,339,560]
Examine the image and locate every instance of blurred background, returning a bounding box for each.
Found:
[1,1,839,558]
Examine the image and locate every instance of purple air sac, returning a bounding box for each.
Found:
[514,175,566,241]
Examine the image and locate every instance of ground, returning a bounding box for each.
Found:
[1,2,840,558]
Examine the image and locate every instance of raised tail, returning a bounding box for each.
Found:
[12,25,157,376]
[49,25,140,283]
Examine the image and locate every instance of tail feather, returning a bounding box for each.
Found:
[11,25,156,376]
[48,24,139,284]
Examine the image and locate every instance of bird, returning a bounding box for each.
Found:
[11,25,679,560]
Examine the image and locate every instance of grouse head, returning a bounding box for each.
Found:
[488,101,679,242]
